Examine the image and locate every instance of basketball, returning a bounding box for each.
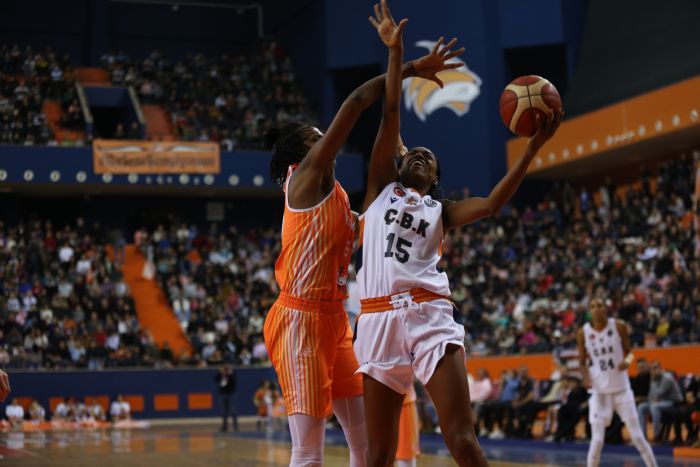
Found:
[499,75,562,137]
[692,411,700,425]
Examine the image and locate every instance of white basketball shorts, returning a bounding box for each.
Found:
[353,298,465,395]
[588,387,637,426]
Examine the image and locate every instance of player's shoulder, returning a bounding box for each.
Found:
[614,319,628,332]
[369,181,403,208]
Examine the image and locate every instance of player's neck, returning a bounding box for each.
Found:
[591,319,607,331]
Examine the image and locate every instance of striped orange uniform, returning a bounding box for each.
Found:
[396,384,421,461]
[264,165,362,419]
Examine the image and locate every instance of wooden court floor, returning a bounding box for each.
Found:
[0,424,524,467]
[0,422,693,466]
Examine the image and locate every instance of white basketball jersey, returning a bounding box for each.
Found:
[357,182,450,299]
[583,318,630,394]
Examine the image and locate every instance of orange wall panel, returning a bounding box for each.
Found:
[154,394,179,411]
[187,393,213,410]
[124,395,145,412]
[468,344,700,380]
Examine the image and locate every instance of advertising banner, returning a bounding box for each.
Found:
[93,140,220,174]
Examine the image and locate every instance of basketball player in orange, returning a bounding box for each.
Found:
[354,7,561,461]
[263,1,463,464]
[395,384,420,467]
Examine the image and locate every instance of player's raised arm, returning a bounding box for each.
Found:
[442,108,562,230]
[363,36,466,212]
[361,0,406,212]
[292,0,405,203]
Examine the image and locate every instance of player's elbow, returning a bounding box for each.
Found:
[345,90,368,111]
[480,200,500,218]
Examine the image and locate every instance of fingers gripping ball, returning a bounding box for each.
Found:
[499,75,561,137]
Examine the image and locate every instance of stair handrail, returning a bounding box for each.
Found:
[75,82,93,140]
[128,86,147,138]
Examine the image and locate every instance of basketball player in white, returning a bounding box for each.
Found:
[353,6,561,462]
[578,298,658,467]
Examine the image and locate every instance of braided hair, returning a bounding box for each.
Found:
[265,123,312,187]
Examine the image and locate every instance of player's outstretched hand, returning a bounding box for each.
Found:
[369,0,407,49]
[528,108,563,152]
[412,37,465,89]
[0,370,10,402]
[617,361,630,371]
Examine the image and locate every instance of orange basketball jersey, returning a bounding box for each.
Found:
[275,165,354,301]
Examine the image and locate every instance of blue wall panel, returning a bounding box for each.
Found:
[0,0,588,197]
[325,0,380,69]
[0,146,364,192]
[5,367,277,419]
[498,0,564,49]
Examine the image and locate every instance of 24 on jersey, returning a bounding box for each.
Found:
[589,343,616,371]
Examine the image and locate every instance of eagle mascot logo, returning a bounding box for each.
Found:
[403,40,482,122]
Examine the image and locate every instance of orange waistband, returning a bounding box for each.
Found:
[360,288,449,314]
[276,292,346,314]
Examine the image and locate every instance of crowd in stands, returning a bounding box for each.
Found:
[135,223,277,367]
[131,156,699,368]
[449,359,699,446]
[101,41,316,150]
[0,41,316,149]
[0,45,57,146]
[0,44,82,146]
[0,218,166,369]
[445,155,699,356]
[0,156,696,373]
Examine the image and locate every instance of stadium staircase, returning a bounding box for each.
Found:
[75,67,110,86]
[42,100,85,144]
[122,245,192,356]
[142,105,174,140]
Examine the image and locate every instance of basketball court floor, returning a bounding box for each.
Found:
[0,423,696,466]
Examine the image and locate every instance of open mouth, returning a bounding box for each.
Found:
[410,158,425,168]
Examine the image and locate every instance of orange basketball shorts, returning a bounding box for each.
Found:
[264,292,363,419]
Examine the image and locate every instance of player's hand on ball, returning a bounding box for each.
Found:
[412,37,465,89]
[369,0,407,49]
[527,108,562,152]
[617,361,630,371]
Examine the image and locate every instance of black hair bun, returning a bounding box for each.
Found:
[263,127,281,150]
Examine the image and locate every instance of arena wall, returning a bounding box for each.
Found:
[468,344,700,380]
[8,345,699,420]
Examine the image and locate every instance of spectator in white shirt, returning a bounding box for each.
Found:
[76,255,92,275]
[53,397,70,421]
[106,332,120,351]
[110,395,131,421]
[58,243,74,263]
[6,398,24,427]
[469,369,494,435]
[29,399,45,422]
[86,398,106,421]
